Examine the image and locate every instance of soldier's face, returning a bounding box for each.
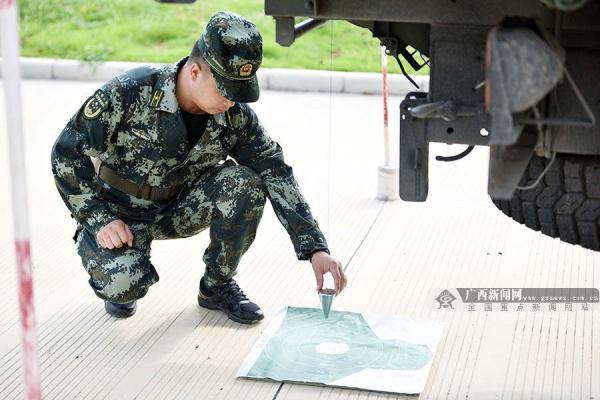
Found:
[189,62,235,114]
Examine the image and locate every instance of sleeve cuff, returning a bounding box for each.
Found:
[294,231,330,261]
[81,204,118,235]
[309,248,330,262]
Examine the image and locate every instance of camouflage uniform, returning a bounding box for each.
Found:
[51,12,329,304]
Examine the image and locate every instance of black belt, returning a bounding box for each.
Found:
[98,164,180,202]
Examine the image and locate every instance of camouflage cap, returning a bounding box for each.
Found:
[199,11,262,103]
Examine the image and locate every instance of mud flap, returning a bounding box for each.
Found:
[488,129,537,199]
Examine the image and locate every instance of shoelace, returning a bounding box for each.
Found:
[217,280,249,303]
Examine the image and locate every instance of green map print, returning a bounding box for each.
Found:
[246,307,433,383]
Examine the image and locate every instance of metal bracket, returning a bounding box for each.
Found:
[275,17,327,47]
[400,92,429,201]
[379,36,429,89]
[410,100,483,121]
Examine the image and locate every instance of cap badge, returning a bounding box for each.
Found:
[240,63,253,77]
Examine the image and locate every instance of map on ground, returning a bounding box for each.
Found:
[237,306,443,394]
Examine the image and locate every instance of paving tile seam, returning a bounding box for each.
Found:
[132,311,224,399]
[42,312,137,399]
[174,315,273,399]
[79,285,205,399]
[552,247,583,399]
[149,313,231,400]
[498,235,533,399]
[550,245,571,398]
[431,207,507,398]
[415,209,486,399]
[589,258,596,397]
[0,257,85,336]
[167,314,250,400]
[0,301,101,396]
[515,240,546,400]
[568,247,585,400]
[384,206,453,399]
[41,309,156,398]
[533,241,561,399]
[456,211,514,399]
[505,255,535,399]
[578,256,594,399]
[583,255,595,397]
[342,202,387,275]
[564,255,582,400]
[0,237,100,335]
[271,383,285,400]
[4,309,107,399]
[533,242,563,400]
[526,296,547,398]
[131,264,278,395]
[93,306,192,400]
[43,269,200,399]
[462,314,489,398]
[558,313,573,400]
[0,300,96,374]
[429,210,486,399]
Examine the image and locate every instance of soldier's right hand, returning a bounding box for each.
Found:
[96,219,134,249]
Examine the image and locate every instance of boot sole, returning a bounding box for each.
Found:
[197,295,263,325]
[104,303,136,319]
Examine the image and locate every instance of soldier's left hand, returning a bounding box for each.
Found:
[310,251,347,295]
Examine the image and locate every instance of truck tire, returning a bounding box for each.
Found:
[492,154,600,251]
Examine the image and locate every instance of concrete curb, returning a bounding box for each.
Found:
[2,57,429,95]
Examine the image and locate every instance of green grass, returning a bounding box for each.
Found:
[19,0,427,75]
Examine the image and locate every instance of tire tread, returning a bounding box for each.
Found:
[492,155,600,251]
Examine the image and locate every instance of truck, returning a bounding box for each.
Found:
[264,0,600,251]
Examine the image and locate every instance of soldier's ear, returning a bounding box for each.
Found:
[190,63,201,81]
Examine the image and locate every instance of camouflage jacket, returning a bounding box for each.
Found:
[51,57,329,260]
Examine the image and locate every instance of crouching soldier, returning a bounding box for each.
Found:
[50,11,347,324]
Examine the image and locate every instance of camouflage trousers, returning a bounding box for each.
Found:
[75,161,267,304]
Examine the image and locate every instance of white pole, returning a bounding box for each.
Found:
[0,1,42,399]
[376,46,399,201]
[381,46,390,167]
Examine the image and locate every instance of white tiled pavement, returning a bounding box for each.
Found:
[0,80,598,399]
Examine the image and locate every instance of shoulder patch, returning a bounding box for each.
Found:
[83,90,110,120]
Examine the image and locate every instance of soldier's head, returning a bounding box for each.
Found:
[181,11,262,114]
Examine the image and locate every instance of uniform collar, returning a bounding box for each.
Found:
[213,111,229,127]
[148,57,185,114]
[150,56,230,128]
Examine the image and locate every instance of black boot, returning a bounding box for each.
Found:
[198,278,264,324]
[104,300,137,318]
